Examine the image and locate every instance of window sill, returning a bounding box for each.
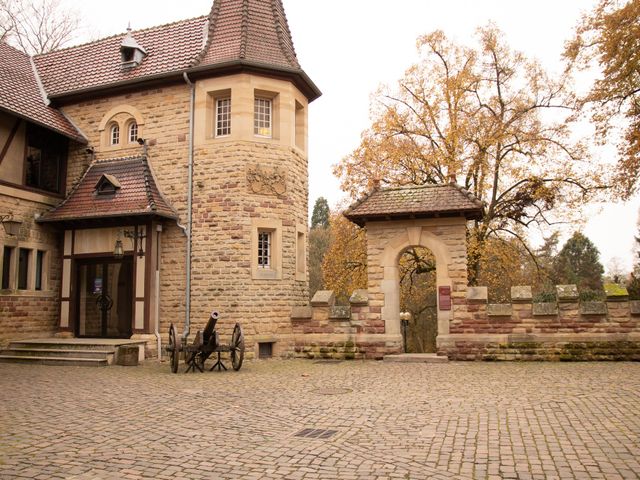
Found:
[0,289,55,297]
[253,268,280,280]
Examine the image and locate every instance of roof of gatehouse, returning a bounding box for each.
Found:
[344,183,485,227]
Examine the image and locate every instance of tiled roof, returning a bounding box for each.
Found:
[38,156,178,223]
[344,184,484,226]
[33,0,319,100]
[33,16,209,97]
[198,0,300,70]
[0,42,85,142]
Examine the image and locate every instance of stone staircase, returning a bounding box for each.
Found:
[383,353,449,363]
[0,339,145,367]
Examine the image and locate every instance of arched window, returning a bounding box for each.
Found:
[110,124,120,145]
[128,122,138,143]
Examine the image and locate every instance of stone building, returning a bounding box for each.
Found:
[0,0,320,358]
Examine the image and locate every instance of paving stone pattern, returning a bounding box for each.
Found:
[1,361,639,479]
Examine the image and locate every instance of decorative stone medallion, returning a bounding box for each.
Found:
[246,164,286,196]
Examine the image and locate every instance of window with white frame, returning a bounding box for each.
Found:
[257,230,271,268]
[216,97,231,137]
[110,124,120,145]
[254,97,272,137]
[128,122,138,143]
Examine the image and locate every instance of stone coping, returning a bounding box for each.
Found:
[438,332,639,345]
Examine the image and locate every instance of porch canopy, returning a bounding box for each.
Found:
[344,183,484,226]
[37,156,177,227]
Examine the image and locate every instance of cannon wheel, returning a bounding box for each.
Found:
[230,323,244,371]
[168,323,181,374]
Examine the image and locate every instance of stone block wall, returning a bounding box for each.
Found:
[0,190,63,346]
[441,284,640,360]
[290,284,640,361]
[290,289,402,360]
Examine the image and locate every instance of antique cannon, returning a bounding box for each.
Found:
[166,311,244,373]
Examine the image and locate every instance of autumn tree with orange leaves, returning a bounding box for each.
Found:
[334,25,605,284]
[321,214,367,304]
[564,0,640,199]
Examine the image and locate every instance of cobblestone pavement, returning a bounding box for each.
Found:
[1,360,639,479]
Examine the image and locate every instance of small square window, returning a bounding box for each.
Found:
[216,97,231,137]
[254,97,272,137]
[258,342,273,359]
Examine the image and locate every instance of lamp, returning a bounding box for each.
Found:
[113,228,147,258]
[124,228,147,257]
[113,239,124,258]
[1,214,22,236]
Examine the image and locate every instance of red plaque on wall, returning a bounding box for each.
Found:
[438,286,451,311]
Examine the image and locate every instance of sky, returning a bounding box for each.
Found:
[62,0,639,274]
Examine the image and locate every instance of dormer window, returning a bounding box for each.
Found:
[120,27,147,69]
[128,122,138,143]
[110,124,120,145]
[95,174,121,196]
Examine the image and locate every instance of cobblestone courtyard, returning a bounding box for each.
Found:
[1,360,638,479]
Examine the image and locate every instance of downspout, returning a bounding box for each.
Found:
[182,72,195,342]
[154,224,162,361]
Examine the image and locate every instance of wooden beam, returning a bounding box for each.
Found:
[0,119,21,166]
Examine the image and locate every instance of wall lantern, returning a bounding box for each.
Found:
[113,238,124,259]
[1,214,22,236]
[114,228,147,258]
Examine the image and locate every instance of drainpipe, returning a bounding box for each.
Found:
[182,72,195,342]
[154,224,162,361]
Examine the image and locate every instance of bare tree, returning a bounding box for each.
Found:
[1,0,79,54]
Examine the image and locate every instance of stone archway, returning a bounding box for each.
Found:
[374,221,465,341]
[342,183,483,354]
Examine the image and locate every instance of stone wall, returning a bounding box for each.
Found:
[440,284,640,360]
[0,189,63,346]
[290,290,402,360]
[290,284,640,361]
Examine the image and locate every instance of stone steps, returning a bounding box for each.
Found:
[0,354,109,367]
[0,339,144,367]
[2,347,116,360]
[383,353,449,363]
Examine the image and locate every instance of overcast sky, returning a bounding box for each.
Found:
[64,0,639,274]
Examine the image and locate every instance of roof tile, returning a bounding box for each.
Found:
[38,156,178,223]
[344,184,484,226]
[0,42,85,141]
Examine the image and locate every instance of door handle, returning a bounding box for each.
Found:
[96,293,114,312]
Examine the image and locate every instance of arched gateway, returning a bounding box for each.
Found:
[344,183,483,349]
[290,182,483,359]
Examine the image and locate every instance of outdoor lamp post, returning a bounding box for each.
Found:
[400,311,411,353]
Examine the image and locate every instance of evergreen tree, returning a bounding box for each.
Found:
[627,218,640,299]
[311,197,330,229]
[552,232,604,293]
[308,197,331,298]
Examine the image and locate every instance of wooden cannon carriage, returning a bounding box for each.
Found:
[166,311,244,373]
